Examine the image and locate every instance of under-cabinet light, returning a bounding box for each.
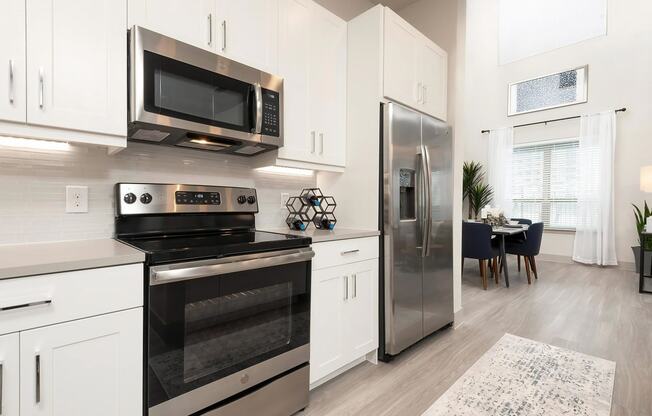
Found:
[0,136,71,151]
[255,166,314,177]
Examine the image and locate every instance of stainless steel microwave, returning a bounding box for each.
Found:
[128,26,283,156]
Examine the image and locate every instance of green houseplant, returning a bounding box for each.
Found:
[463,161,493,219]
[632,201,652,273]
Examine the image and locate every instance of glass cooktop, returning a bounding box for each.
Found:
[118,230,311,264]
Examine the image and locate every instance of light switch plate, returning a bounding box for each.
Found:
[66,185,88,213]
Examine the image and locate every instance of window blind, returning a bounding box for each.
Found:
[512,140,579,229]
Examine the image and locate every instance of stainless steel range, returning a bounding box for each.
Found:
[114,183,312,416]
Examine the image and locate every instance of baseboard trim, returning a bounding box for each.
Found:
[536,254,636,272]
[309,349,378,390]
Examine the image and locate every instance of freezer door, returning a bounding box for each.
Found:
[421,115,454,335]
[383,103,425,355]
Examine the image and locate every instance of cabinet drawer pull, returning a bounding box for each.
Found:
[319,132,324,155]
[221,20,227,51]
[343,275,348,300]
[340,249,359,255]
[423,85,427,104]
[352,274,357,298]
[0,298,52,312]
[310,131,316,153]
[0,361,3,414]
[8,60,14,104]
[35,354,41,404]
[38,68,44,109]
[416,81,422,103]
[207,14,213,46]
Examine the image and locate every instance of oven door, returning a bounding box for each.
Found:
[147,248,313,416]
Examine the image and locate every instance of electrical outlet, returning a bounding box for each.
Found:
[66,185,88,213]
[281,192,290,207]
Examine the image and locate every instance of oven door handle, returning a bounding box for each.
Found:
[149,248,314,285]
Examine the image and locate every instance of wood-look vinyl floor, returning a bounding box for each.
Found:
[300,258,652,416]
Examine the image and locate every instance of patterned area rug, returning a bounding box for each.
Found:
[423,334,615,416]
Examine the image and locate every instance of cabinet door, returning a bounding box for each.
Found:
[19,308,142,416]
[310,266,347,384]
[0,0,26,124]
[309,4,346,167]
[0,333,19,416]
[26,0,127,137]
[277,0,314,162]
[345,259,379,359]
[383,8,420,109]
[215,0,279,73]
[420,41,447,121]
[128,0,215,51]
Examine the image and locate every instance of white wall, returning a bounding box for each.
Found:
[461,0,652,265]
[397,0,466,312]
[0,143,315,244]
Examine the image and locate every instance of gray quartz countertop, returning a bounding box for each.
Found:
[0,239,145,280]
[259,227,380,243]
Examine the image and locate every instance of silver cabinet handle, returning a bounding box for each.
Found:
[343,275,348,300]
[0,298,52,312]
[207,14,213,46]
[254,83,262,134]
[310,131,316,153]
[221,20,227,51]
[341,249,359,255]
[352,274,357,298]
[423,85,427,104]
[38,68,44,109]
[0,361,3,414]
[35,354,41,404]
[319,132,324,155]
[8,60,14,104]
[416,81,422,103]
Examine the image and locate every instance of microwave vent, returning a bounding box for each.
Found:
[131,129,170,142]
[234,145,267,155]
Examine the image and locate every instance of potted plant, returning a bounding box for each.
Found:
[632,201,652,273]
[463,161,493,219]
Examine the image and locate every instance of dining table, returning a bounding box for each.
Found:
[492,224,529,288]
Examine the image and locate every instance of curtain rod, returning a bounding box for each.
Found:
[480,107,627,134]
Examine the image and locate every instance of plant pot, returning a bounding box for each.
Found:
[631,246,652,273]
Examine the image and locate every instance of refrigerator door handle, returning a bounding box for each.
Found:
[419,144,429,257]
[424,145,433,256]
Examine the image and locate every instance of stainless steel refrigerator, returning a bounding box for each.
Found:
[379,102,454,359]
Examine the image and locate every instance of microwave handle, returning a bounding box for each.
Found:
[254,83,263,134]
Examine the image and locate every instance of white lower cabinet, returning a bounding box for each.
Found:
[310,238,379,386]
[0,264,144,416]
[0,333,20,416]
[19,308,142,416]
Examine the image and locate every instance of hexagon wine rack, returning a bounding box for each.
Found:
[285,188,337,231]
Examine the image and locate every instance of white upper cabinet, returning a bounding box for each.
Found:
[274,0,346,170]
[420,41,447,121]
[129,0,279,73]
[128,0,215,51]
[383,8,420,110]
[383,7,447,121]
[26,0,127,137]
[215,0,279,73]
[0,0,26,124]
[0,332,19,416]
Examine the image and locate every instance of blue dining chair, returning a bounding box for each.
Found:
[505,222,544,284]
[509,218,532,271]
[462,222,501,289]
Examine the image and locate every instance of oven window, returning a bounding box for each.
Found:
[143,51,252,132]
[147,261,310,408]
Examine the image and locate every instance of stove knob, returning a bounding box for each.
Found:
[140,193,153,204]
[247,196,256,205]
[237,195,247,204]
[123,193,137,204]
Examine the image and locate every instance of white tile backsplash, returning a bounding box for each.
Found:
[0,142,315,244]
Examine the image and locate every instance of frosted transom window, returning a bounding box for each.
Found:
[508,66,588,116]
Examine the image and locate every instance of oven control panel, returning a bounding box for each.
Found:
[116,183,258,216]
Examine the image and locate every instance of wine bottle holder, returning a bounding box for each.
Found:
[285,188,337,231]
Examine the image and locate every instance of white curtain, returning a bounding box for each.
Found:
[572,111,618,266]
[487,127,514,216]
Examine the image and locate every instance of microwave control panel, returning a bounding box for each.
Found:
[261,88,280,137]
